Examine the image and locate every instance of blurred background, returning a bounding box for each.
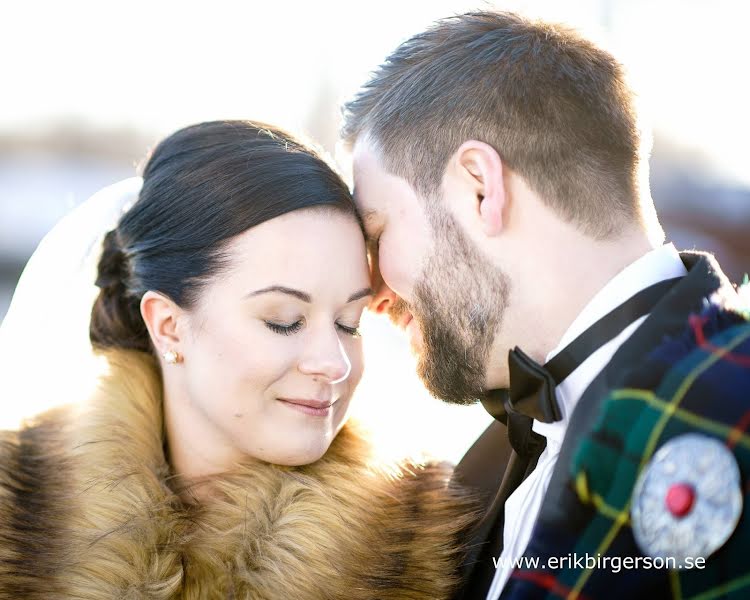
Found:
[1,0,748,462]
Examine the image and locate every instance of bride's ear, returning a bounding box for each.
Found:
[140,291,184,355]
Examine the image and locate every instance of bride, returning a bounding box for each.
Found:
[0,121,476,598]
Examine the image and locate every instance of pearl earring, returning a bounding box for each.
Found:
[163,349,182,364]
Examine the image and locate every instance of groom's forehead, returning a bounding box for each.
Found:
[350,137,425,227]
[350,183,371,214]
[351,148,383,212]
[351,136,389,184]
[352,141,402,203]
[351,177,390,225]
[353,200,381,240]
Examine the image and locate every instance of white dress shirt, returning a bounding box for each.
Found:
[487,243,688,599]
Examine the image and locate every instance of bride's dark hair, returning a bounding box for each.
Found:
[90,120,359,353]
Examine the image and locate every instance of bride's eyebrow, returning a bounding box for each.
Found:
[347,287,374,303]
[245,286,373,304]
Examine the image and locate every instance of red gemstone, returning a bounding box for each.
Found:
[665,483,695,517]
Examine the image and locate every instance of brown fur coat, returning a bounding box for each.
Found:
[0,348,476,599]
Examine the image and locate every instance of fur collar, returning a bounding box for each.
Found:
[0,348,476,599]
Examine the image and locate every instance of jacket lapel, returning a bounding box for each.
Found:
[537,251,734,528]
[452,449,529,600]
[453,252,736,599]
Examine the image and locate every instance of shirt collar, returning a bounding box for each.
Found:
[545,243,686,363]
[533,243,688,444]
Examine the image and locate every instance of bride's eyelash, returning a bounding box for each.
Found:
[265,321,303,336]
[336,323,361,337]
[264,320,361,337]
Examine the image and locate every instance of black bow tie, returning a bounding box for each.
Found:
[481,277,681,456]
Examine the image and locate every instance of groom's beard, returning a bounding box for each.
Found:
[393,210,510,405]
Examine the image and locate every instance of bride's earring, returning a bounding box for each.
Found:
[163,349,182,364]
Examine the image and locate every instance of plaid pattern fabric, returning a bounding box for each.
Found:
[501,293,750,600]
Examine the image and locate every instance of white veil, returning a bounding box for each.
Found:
[0,177,143,429]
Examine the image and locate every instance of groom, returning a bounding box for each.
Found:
[342,10,750,600]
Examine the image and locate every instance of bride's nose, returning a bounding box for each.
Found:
[297,329,352,384]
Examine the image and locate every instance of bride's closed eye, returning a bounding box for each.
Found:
[336,322,361,337]
[265,320,303,336]
[264,319,361,337]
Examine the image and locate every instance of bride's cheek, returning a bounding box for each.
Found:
[346,349,366,390]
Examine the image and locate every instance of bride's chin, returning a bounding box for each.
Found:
[265,422,345,466]
[270,437,332,466]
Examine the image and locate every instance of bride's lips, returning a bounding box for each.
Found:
[277,397,336,417]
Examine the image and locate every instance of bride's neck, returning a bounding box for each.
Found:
[160,377,246,502]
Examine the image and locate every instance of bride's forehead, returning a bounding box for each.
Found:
[211,213,368,290]
[225,211,363,255]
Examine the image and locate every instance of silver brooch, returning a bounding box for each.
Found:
[631,433,742,566]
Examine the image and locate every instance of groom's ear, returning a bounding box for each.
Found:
[452,140,506,237]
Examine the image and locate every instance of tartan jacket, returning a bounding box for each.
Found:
[453,252,750,600]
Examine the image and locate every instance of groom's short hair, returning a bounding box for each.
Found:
[342,11,647,239]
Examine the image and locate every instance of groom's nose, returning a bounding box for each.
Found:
[370,281,397,314]
[369,261,397,314]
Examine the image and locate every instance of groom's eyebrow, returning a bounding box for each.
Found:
[358,209,379,241]
[246,286,373,303]
[359,209,376,225]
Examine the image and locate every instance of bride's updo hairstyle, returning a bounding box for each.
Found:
[90,120,358,353]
